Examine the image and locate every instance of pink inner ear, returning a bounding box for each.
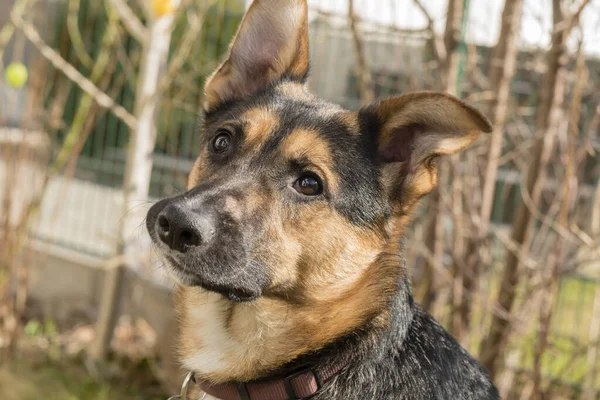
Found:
[381,125,423,164]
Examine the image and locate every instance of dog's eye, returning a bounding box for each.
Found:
[293,174,323,196]
[212,130,232,153]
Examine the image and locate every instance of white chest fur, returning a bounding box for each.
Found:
[180,289,283,381]
[182,291,239,375]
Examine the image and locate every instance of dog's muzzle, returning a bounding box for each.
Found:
[146,191,270,302]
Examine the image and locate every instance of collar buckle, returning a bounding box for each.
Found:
[282,368,323,400]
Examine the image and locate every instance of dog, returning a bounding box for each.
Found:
[146,0,499,398]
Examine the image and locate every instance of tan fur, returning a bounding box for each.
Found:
[316,105,345,120]
[240,107,280,149]
[371,91,491,207]
[187,149,209,189]
[222,195,243,222]
[176,126,396,381]
[374,91,491,157]
[175,219,395,383]
[177,90,492,387]
[178,89,490,387]
[338,111,361,135]
[276,81,311,101]
[280,129,339,193]
[171,0,492,389]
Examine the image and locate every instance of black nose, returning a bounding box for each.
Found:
[156,204,206,252]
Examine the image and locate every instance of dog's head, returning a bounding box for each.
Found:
[146,0,490,307]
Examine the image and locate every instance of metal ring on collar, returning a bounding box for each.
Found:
[167,371,202,400]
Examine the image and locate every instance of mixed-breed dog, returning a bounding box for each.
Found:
[146,0,500,398]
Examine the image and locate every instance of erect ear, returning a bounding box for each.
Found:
[362,91,492,212]
[203,0,309,111]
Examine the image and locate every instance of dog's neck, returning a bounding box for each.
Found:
[174,261,414,385]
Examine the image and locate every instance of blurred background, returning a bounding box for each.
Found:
[0,0,599,398]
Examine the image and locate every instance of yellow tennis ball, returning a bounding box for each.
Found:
[5,62,28,89]
[151,0,175,17]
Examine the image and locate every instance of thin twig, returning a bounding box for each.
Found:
[67,0,93,68]
[348,0,374,105]
[108,0,148,43]
[11,10,137,129]
[413,0,447,65]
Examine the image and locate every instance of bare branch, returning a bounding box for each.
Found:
[552,0,591,38]
[413,0,447,64]
[565,0,592,33]
[313,8,429,35]
[593,180,600,240]
[348,0,374,105]
[457,0,523,344]
[108,0,148,43]
[584,284,600,400]
[138,0,216,110]
[67,0,93,67]
[532,41,585,398]
[158,4,207,93]
[11,10,137,129]
[54,3,122,171]
[0,0,35,68]
[479,0,572,377]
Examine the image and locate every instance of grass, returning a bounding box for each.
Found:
[436,269,600,395]
[0,359,167,400]
[509,276,599,394]
[0,311,169,400]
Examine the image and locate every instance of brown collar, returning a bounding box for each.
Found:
[194,360,349,400]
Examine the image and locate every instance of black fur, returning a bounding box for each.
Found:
[147,79,499,398]
[274,274,499,399]
[201,81,389,227]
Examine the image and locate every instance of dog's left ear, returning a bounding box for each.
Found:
[203,0,309,111]
[361,91,492,212]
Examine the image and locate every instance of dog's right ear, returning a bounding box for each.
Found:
[203,0,309,111]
